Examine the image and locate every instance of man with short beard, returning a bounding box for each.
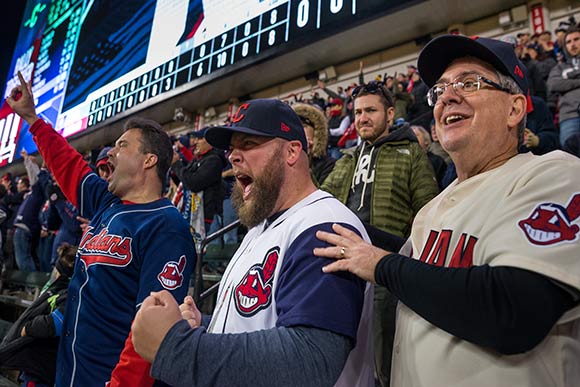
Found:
[132,99,374,387]
[321,81,438,387]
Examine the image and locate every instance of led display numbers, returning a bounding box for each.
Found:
[88,0,357,127]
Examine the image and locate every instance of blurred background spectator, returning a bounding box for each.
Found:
[293,102,336,186]
[411,125,447,191]
[547,27,580,147]
[520,96,559,155]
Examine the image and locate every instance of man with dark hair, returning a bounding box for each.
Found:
[16,177,30,192]
[315,35,580,387]
[132,99,374,387]
[13,150,50,271]
[321,81,438,387]
[171,127,226,235]
[1,173,28,270]
[6,71,196,387]
[123,117,174,191]
[517,31,531,47]
[547,27,580,146]
[407,70,433,130]
[554,21,572,62]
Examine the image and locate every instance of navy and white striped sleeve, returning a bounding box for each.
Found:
[275,222,366,340]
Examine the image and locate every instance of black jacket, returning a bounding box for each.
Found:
[172,148,227,221]
[311,155,336,186]
[519,96,559,155]
[0,275,69,385]
[526,57,557,101]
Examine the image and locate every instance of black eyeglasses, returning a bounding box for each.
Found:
[427,75,512,107]
[351,81,390,99]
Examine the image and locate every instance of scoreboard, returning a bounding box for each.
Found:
[0,0,414,166]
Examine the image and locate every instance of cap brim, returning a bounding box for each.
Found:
[205,126,277,150]
[418,35,512,87]
[96,158,108,167]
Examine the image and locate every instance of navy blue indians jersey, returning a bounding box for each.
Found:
[29,119,196,387]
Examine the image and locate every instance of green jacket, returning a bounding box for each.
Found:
[321,124,439,238]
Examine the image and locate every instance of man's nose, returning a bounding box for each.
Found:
[228,148,242,164]
[438,84,462,105]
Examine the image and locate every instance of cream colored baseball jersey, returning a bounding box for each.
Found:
[392,151,580,387]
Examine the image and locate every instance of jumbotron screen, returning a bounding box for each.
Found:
[0,0,412,166]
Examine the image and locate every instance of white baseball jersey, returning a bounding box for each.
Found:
[208,190,374,387]
[391,151,580,387]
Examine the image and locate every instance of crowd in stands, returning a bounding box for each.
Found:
[0,19,579,386]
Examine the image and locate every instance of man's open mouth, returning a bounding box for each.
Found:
[236,173,254,200]
[444,114,467,125]
[107,161,116,181]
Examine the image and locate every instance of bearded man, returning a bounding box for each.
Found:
[132,99,374,387]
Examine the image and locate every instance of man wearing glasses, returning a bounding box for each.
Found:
[321,79,438,386]
[315,35,580,387]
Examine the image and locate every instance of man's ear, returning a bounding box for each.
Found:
[144,153,158,170]
[286,141,302,166]
[386,106,395,126]
[508,94,527,129]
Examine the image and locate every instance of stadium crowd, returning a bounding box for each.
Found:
[0,19,579,387]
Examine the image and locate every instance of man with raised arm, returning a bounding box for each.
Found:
[7,72,196,387]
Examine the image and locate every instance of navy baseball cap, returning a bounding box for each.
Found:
[205,99,308,152]
[555,22,570,33]
[96,146,112,167]
[417,35,529,95]
[189,127,209,138]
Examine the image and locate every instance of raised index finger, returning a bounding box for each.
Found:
[17,71,27,88]
[17,71,32,97]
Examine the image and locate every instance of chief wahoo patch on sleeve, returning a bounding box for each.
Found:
[518,193,580,246]
[235,247,280,317]
[158,255,187,290]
